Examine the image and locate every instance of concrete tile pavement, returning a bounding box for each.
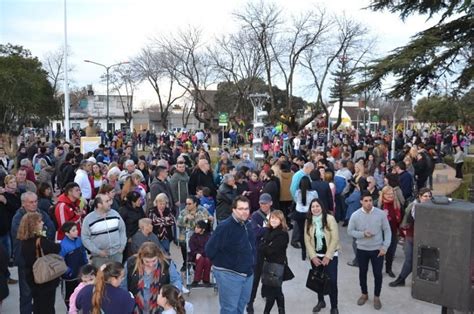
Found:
[3,226,442,313]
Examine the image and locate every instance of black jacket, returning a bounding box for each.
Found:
[310,180,334,213]
[21,236,61,292]
[149,178,174,210]
[0,245,8,301]
[216,183,238,222]
[188,168,216,197]
[58,161,76,190]
[262,178,280,209]
[261,228,288,265]
[119,204,146,239]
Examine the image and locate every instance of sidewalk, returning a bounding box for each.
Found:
[432,163,462,196]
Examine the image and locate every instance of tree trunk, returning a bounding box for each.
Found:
[1,133,18,156]
[333,98,344,130]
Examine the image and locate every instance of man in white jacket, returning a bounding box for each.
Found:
[74,160,92,201]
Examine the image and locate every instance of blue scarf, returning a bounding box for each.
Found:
[312,215,324,251]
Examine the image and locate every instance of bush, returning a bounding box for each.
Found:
[444,156,474,201]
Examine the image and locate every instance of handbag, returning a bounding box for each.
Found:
[306,267,330,295]
[261,261,285,287]
[283,261,294,281]
[32,238,67,284]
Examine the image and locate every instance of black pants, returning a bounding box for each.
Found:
[249,251,264,304]
[64,279,79,310]
[357,249,384,297]
[455,162,463,179]
[385,232,398,272]
[264,294,285,313]
[293,211,307,260]
[313,256,338,309]
[180,243,187,268]
[279,201,293,226]
[32,284,57,314]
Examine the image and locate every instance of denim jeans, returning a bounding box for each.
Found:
[399,238,414,280]
[313,256,338,309]
[18,266,32,314]
[160,239,171,254]
[213,267,254,314]
[0,234,11,259]
[357,249,384,297]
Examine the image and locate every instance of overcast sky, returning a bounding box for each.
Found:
[1,0,437,106]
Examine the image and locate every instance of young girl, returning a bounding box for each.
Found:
[189,220,212,287]
[68,264,97,314]
[76,262,135,314]
[158,284,186,314]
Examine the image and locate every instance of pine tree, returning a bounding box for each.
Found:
[330,55,355,129]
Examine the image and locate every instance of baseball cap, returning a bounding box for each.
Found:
[259,193,272,204]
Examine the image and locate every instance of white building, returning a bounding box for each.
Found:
[51,92,132,133]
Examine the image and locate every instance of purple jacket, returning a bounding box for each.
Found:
[189,232,210,262]
[247,180,264,212]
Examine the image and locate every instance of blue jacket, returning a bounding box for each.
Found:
[60,236,88,279]
[399,171,413,201]
[250,209,269,251]
[11,208,56,266]
[205,215,256,276]
[345,190,362,221]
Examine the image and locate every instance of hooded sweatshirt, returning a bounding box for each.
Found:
[55,193,82,240]
[169,171,190,205]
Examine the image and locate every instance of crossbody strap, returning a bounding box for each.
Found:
[35,237,44,258]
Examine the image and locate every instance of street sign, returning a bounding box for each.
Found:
[218,112,228,126]
[372,115,379,122]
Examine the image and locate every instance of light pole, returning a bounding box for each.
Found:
[84,60,129,132]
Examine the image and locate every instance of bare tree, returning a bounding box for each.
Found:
[302,14,374,130]
[42,46,74,96]
[209,29,264,124]
[132,46,188,130]
[235,2,331,132]
[181,101,194,128]
[156,27,218,128]
[108,64,138,126]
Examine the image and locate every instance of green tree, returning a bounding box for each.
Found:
[329,55,357,129]
[414,96,457,123]
[360,0,473,97]
[0,44,60,138]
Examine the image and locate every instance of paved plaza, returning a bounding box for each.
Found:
[2,165,460,313]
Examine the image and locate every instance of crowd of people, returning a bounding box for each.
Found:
[0,125,471,314]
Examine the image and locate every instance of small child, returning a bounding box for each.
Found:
[189,220,212,287]
[130,218,165,255]
[59,221,88,310]
[158,284,193,314]
[68,264,97,314]
[199,187,216,217]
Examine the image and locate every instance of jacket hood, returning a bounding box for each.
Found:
[57,193,79,206]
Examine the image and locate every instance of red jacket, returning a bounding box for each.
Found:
[55,193,82,240]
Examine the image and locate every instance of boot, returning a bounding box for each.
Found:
[276,295,285,314]
[386,269,396,278]
[389,277,405,287]
[264,296,276,314]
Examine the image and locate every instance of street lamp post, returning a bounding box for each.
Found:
[84,60,129,132]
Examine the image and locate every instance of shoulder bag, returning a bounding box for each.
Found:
[32,238,67,284]
[261,260,285,287]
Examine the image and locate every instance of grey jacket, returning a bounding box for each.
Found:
[169,171,189,205]
[81,209,127,257]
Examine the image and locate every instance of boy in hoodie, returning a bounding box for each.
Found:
[55,182,84,241]
[59,221,88,310]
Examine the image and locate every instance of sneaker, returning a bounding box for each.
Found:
[312,301,326,312]
[357,294,368,306]
[182,287,190,294]
[374,297,382,310]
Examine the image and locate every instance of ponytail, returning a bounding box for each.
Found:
[92,262,124,314]
[160,284,186,314]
